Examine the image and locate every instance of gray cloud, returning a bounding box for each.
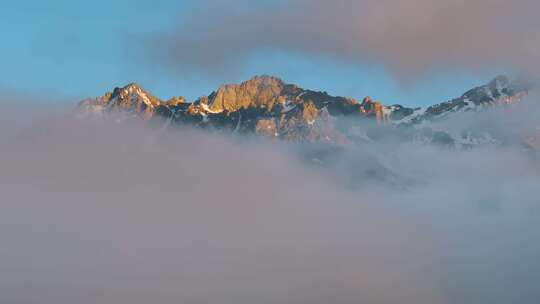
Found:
[0,114,442,304]
[0,94,539,303]
[144,0,540,80]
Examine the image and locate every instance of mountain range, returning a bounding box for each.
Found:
[79,75,536,150]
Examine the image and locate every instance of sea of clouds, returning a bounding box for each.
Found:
[0,92,539,303]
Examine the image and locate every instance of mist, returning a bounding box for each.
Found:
[0,93,539,303]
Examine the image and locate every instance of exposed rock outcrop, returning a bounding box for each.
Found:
[208,76,286,113]
[79,83,160,120]
[79,75,531,148]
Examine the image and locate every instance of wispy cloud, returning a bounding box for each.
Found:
[141,0,540,81]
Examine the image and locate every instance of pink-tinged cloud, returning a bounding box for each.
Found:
[144,0,540,80]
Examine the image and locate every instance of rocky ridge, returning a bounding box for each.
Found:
[79,75,532,148]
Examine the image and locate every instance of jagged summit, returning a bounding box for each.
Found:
[207,75,287,113]
[392,75,529,125]
[79,82,161,119]
[239,75,285,86]
[117,82,144,91]
[79,75,532,147]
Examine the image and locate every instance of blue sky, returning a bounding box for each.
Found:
[0,0,501,106]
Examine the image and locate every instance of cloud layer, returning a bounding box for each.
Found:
[0,115,443,304]
[146,0,540,80]
[0,93,539,303]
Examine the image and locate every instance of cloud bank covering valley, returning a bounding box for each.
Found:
[0,93,539,303]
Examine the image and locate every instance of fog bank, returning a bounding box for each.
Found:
[0,99,539,303]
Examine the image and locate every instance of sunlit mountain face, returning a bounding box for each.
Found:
[73,74,539,192]
[80,74,533,149]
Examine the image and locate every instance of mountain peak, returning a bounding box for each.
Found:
[208,75,287,112]
[81,82,162,119]
[80,74,531,146]
[124,82,144,89]
[219,75,286,91]
[112,83,147,97]
[245,75,285,85]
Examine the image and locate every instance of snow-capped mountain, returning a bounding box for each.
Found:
[79,75,533,148]
[394,75,528,125]
[79,83,163,119]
